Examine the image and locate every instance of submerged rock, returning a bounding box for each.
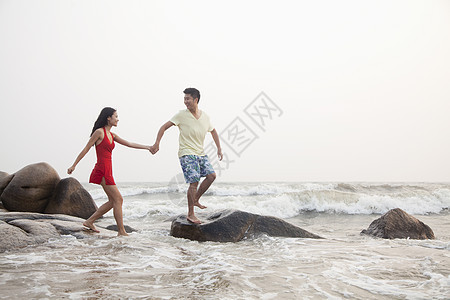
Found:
[44,177,97,219]
[105,224,137,233]
[170,209,323,242]
[0,212,118,252]
[0,162,60,213]
[361,208,435,239]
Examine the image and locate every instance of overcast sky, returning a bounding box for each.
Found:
[1,0,449,183]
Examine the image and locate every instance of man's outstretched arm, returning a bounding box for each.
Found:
[150,121,174,154]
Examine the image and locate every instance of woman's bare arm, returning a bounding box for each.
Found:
[67,129,102,174]
[113,134,151,151]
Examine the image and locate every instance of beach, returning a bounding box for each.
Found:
[0,182,449,299]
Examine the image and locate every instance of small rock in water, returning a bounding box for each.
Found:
[106,224,136,233]
[361,208,435,239]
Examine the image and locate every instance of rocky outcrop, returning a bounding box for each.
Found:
[44,177,97,219]
[0,163,123,252]
[0,212,118,252]
[170,209,323,242]
[0,163,60,212]
[1,163,98,220]
[361,208,435,239]
[0,220,34,251]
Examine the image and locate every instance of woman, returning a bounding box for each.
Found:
[68,107,150,236]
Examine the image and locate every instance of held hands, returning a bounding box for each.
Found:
[149,144,220,160]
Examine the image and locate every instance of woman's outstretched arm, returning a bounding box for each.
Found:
[68,129,102,174]
[113,133,151,151]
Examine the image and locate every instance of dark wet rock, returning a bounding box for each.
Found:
[106,224,136,233]
[361,208,435,239]
[170,209,323,242]
[0,162,60,213]
[44,177,97,219]
[0,212,117,252]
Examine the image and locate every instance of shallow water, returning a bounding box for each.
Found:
[0,182,449,299]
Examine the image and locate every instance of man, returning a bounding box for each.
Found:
[150,88,223,224]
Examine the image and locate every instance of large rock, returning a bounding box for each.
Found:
[0,163,60,212]
[361,208,435,239]
[44,177,97,219]
[0,212,118,252]
[0,171,13,193]
[170,209,323,242]
[0,172,13,210]
[0,171,10,181]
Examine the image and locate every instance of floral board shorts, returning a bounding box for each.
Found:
[179,155,215,183]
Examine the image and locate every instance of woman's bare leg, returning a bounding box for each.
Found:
[83,201,113,232]
[83,178,110,232]
[102,183,128,236]
[83,178,128,236]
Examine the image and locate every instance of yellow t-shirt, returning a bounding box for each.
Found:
[170,109,214,157]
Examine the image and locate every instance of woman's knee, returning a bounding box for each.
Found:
[107,195,122,206]
[113,195,124,205]
[103,186,123,205]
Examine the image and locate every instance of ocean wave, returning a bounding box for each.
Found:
[86,182,339,199]
[85,185,174,200]
[202,193,449,219]
[208,183,450,217]
[86,182,450,218]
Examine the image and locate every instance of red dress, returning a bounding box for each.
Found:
[89,127,116,185]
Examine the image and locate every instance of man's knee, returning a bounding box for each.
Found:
[189,182,199,189]
[207,172,216,181]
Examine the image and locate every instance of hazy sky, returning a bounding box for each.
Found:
[1,0,449,183]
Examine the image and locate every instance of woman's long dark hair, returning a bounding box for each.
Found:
[91,107,116,136]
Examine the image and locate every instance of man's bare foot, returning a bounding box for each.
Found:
[194,201,207,209]
[83,221,100,233]
[117,231,129,237]
[187,215,202,224]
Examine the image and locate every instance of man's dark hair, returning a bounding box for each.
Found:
[183,87,200,103]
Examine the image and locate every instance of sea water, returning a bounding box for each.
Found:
[0,182,449,299]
